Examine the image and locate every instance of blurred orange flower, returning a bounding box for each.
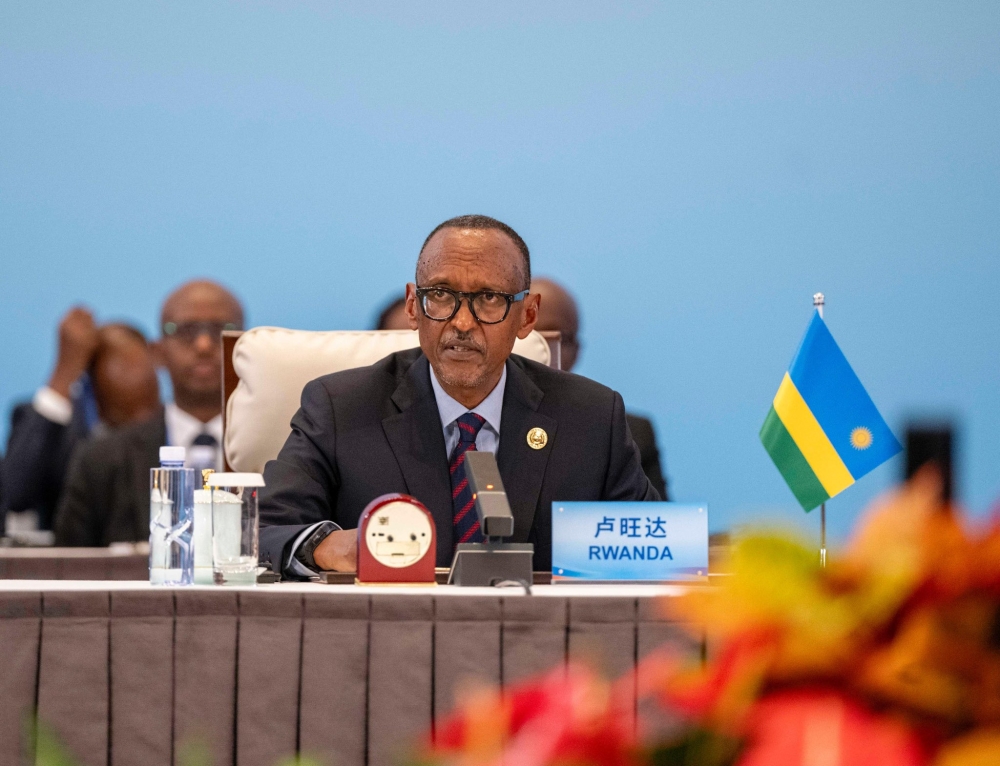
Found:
[412,473,1000,766]
[738,688,927,766]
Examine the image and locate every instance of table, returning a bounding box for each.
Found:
[0,546,148,580]
[0,581,703,766]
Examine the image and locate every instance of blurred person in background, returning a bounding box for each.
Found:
[531,277,669,500]
[374,295,409,332]
[2,309,160,536]
[376,280,669,498]
[54,279,244,546]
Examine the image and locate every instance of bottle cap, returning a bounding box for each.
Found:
[159,446,186,464]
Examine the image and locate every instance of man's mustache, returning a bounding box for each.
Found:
[439,332,485,353]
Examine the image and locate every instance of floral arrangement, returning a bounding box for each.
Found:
[416,471,1000,766]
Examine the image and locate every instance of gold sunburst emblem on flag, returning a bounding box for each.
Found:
[850,427,873,450]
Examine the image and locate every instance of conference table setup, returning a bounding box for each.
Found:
[1,309,945,766]
[0,576,708,766]
[1,326,727,766]
[7,288,976,766]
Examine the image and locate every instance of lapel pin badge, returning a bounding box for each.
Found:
[526,427,548,450]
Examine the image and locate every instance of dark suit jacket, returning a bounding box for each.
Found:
[259,349,659,574]
[2,401,90,530]
[625,413,669,501]
[54,412,165,547]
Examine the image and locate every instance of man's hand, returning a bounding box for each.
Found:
[48,307,100,398]
[313,528,358,572]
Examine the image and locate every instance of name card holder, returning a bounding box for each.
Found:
[551,502,709,583]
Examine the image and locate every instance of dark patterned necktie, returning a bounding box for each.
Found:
[192,432,217,448]
[189,432,218,471]
[449,412,487,548]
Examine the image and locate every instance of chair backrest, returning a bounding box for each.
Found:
[223,328,554,473]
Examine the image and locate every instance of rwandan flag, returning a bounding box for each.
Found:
[760,311,902,511]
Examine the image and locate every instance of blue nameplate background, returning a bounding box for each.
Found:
[551,502,708,582]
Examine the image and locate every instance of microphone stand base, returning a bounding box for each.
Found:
[447,542,534,587]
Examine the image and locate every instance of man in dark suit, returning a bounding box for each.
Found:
[54,280,244,546]
[260,215,659,577]
[531,277,669,500]
[375,282,669,499]
[3,312,161,532]
[52,414,167,546]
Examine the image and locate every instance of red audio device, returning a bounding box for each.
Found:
[356,493,436,584]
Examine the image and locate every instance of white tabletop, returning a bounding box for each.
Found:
[0,579,691,598]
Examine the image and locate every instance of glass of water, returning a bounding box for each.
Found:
[208,473,264,586]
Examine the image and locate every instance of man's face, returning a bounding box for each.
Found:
[156,284,243,407]
[405,228,539,404]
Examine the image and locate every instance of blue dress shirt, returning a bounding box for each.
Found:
[429,363,505,457]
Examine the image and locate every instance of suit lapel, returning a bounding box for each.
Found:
[497,359,557,544]
[130,413,168,541]
[381,355,455,565]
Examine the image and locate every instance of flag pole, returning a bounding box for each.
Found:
[813,292,827,567]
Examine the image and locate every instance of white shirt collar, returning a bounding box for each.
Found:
[164,402,223,448]
[428,363,506,436]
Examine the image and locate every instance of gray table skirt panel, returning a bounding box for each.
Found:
[300,594,369,764]
[0,593,42,766]
[0,590,702,766]
[111,591,175,766]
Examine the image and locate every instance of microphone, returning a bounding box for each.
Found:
[448,450,533,587]
[464,451,514,539]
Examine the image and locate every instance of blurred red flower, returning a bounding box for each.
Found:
[426,663,640,766]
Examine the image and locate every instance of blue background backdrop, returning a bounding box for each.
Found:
[2,1,998,542]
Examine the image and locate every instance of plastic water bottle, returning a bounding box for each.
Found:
[150,446,195,586]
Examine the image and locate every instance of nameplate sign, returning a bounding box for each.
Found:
[551,502,708,582]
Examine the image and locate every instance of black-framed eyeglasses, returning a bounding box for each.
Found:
[162,320,239,344]
[415,286,529,325]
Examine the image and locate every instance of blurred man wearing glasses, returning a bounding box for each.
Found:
[259,215,657,578]
[54,280,243,546]
[156,280,244,472]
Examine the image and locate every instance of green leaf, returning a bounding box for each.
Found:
[32,723,78,766]
[177,738,213,766]
[647,728,742,766]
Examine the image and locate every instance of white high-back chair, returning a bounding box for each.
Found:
[223,328,555,473]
